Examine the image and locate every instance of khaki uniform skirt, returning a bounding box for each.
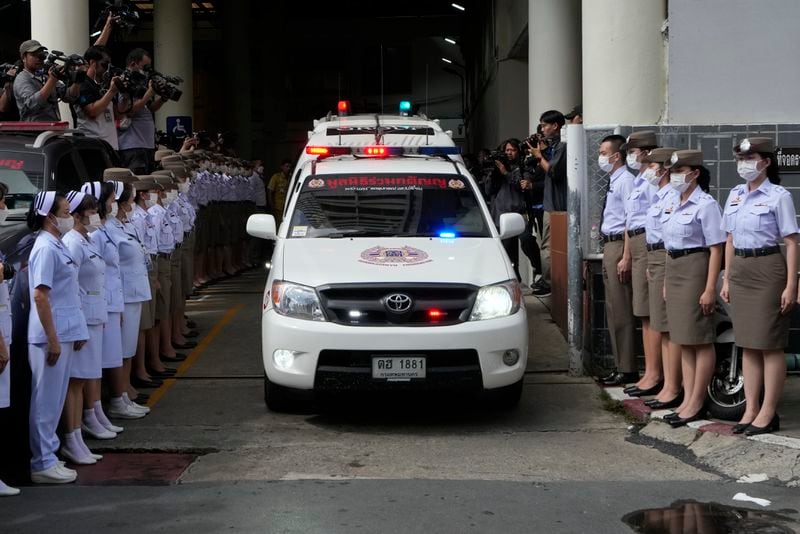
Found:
[156,254,172,321]
[729,253,790,350]
[182,230,195,296]
[140,265,158,331]
[170,245,185,316]
[630,233,650,317]
[665,251,714,345]
[647,249,669,333]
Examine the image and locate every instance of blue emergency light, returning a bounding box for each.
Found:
[438,231,457,239]
[399,100,412,116]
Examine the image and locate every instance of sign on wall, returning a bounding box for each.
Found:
[776,146,800,173]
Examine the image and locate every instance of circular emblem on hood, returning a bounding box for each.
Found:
[385,293,413,314]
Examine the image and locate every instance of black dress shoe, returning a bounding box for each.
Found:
[161,353,187,363]
[147,367,177,378]
[732,423,751,434]
[172,340,197,350]
[184,330,199,338]
[186,320,197,329]
[645,395,683,410]
[601,372,640,387]
[623,385,639,394]
[627,381,664,398]
[745,414,780,436]
[131,376,163,388]
[595,370,618,383]
[668,412,706,428]
[663,412,682,422]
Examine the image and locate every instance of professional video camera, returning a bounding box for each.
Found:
[43,51,87,85]
[0,62,21,85]
[148,69,183,102]
[95,0,141,35]
[486,149,510,169]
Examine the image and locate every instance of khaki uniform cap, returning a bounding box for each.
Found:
[641,147,679,165]
[153,175,176,186]
[104,167,134,180]
[664,149,704,169]
[734,137,775,155]
[162,165,189,179]
[154,149,175,162]
[160,154,185,165]
[132,180,161,192]
[624,130,658,150]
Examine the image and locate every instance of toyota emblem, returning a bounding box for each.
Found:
[385,293,413,314]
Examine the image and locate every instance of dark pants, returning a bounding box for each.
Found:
[519,208,543,277]
[502,236,521,281]
[118,147,154,175]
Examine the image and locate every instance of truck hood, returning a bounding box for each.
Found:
[279,238,513,287]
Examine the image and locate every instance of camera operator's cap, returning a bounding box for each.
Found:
[624,130,658,150]
[664,149,704,169]
[154,149,175,162]
[564,104,582,120]
[734,137,775,155]
[19,39,45,56]
[641,147,679,165]
[103,167,134,180]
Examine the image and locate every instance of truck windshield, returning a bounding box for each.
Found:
[0,152,44,217]
[288,173,490,238]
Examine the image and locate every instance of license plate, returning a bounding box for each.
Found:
[371,356,426,380]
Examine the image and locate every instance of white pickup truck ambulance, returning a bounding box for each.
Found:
[247,105,528,411]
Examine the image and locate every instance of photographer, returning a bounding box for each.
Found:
[0,64,19,120]
[488,138,534,281]
[116,48,166,174]
[13,40,82,122]
[525,109,568,297]
[73,46,120,150]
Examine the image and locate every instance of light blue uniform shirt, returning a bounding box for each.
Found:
[63,230,107,326]
[147,204,176,253]
[645,185,679,245]
[721,180,799,249]
[663,186,727,251]
[92,223,124,313]
[28,232,89,344]
[130,204,158,256]
[601,166,636,236]
[166,201,184,243]
[625,173,656,231]
[106,218,152,304]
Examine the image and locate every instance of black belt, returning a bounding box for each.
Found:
[158,252,172,259]
[601,233,625,243]
[627,227,646,238]
[734,246,780,258]
[668,247,708,259]
[646,242,665,251]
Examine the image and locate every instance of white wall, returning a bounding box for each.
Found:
[668,0,800,124]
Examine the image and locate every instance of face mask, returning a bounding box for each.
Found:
[627,153,641,170]
[737,159,762,182]
[0,207,8,225]
[598,155,614,173]
[256,166,264,174]
[110,203,118,218]
[168,191,178,202]
[178,182,190,194]
[670,172,691,193]
[642,168,661,186]
[86,213,101,232]
[55,215,74,235]
[144,198,157,209]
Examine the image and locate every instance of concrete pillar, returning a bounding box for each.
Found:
[581,0,666,125]
[154,0,194,132]
[30,0,89,126]
[528,0,582,131]
[223,0,252,158]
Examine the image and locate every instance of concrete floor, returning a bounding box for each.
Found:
[2,270,798,533]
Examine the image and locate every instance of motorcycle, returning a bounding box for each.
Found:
[706,271,745,421]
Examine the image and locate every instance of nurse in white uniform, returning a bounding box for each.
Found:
[27,191,89,484]
[62,192,108,464]
[106,182,152,416]
[0,183,20,496]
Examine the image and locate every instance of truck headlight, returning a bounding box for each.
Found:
[469,280,521,321]
[271,280,326,321]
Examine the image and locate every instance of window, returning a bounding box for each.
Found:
[55,153,82,194]
[77,148,109,182]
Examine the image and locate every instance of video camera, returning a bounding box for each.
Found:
[95,0,141,35]
[486,149,510,169]
[43,51,87,85]
[0,62,21,85]
[148,68,183,102]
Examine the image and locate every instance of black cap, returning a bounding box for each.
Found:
[564,105,582,120]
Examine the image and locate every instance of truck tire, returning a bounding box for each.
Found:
[486,379,523,409]
[263,373,294,413]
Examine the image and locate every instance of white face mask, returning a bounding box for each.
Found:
[643,167,661,186]
[0,207,8,225]
[55,215,74,235]
[110,203,118,218]
[86,213,101,232]
[737,159,762,182]
[144,197,157,209]
[627,152,641,170]
[598,155,614,173]
[168,191,178,202]
[670,172,691,193]
[178,182,190,194]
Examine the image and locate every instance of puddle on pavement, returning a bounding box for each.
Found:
[622,500,799,533]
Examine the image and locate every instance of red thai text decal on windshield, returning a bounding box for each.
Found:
[306,174,453,191]
[0,159,24,170]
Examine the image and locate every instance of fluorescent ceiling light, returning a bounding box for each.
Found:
[441,57,453,64]
[451,3,466,11]
[444,37,457,45]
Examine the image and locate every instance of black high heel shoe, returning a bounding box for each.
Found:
[668,411,706,428]
[744,414,780,436]
[645,394,683,410]
[732,422,751,434]
[627,380,664,398]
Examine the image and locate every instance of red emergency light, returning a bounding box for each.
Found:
[305,146,350,157]
[337,100,351,116]
[364,146,388,156]
[0,121,69,132]
[428,309,447,321]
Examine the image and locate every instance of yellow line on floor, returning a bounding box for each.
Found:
[146,303,245,408]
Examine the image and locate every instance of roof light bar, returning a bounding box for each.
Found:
[305,146,350,156]
[0,121,69,132]
[337,100,351,116]
[305,145,461,159]
[399,100,412,116]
